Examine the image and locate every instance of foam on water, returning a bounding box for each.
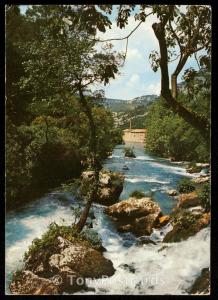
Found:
[76,226,210,295]
[148,161,198,178]
[134,156,155,161]
[5,201,74,290]
[6,144,210,295]
[125,175,170,185]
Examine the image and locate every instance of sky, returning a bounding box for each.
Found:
[19,5,202,100]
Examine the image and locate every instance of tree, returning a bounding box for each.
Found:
[14,5,122,230]
[64,5,211,141]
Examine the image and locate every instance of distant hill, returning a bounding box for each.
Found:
[103,94,159,112]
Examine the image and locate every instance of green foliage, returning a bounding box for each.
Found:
[12,268,23,282]
[171,209,200,230]
[124,147,136,158]
[197,183,210,212]
[80,228,102,247]
[130,190,146,199]
[145,95,210,162]
[6,5,122,208]
[177,178,196,193]
[23,220,102,261]
[70,205,82,225]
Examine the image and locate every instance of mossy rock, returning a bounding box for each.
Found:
[163,210,210,243]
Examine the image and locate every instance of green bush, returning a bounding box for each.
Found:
[80,228,102,247]
[124,147,136,158]
[12,268,23,282]
[171,208,200,229]
[24,219,102,261]
[197,182,210,212]
[130,190,146,199]
[177,178,196,193]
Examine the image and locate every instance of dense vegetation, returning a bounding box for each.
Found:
[6,6,122,209]
[145,69,210,162]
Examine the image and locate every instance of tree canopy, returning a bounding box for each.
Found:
[60,4,211,140]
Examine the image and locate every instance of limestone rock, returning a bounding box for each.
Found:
[134,213,159,236]
[192,176,210,184]
[163,211,210,243]
[104,197,161,237]
[81,169,124,206]
[10,270,59,295]
[167,189,177,196]
[49,242,115,278]
[177,191,201,209]
[11,236,115,295]
[104,197,161,220]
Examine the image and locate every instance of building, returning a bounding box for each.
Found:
[123,128,147,143]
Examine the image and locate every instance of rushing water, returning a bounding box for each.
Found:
[5,143,210,295]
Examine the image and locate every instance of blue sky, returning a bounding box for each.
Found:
[19,5,202,100]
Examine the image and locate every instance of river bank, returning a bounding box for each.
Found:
[6,143,210,295]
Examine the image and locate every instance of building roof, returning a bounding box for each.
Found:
[123,129,146,132]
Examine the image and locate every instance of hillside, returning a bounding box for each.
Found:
[102,94,158,129]
[103,94,158,112]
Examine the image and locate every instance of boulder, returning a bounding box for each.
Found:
[134,214,159,236]
[104,197,161,236]
[192,176,210,184]
[163,211,210,243]
[10,236,115,295]
[167,189,177,196]
[81,169,124,206]
[10,270,59,295]
[104,197,161,220]
[196,163,210,168]
[48,241,115,279]
[177,191,201,209]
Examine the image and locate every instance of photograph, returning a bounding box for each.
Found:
[5,4,211,295]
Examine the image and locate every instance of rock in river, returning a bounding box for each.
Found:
[81,169,124,206]
[177,191,201,209]
[104,197,162,236]
[10,236,115,295]
[163,210,210,243]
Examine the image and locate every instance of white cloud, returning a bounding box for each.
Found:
[93,7,203,100]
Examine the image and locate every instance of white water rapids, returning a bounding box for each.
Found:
[5,144,210,295]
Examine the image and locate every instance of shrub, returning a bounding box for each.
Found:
[80,228,102,247]
[177,178,196,193]
[12,268,23,281]
[130,190,146,199]
[124,147,136,158]
[197,182,210,212]
[171,208,200,229]
[24,219,102,261]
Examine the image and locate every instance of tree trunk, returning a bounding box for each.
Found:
[44,116,49,143]
[75,199,92,231]
[171,54,189,99]
[75,87,101,233]
[171,74,177,99]
[152,22,210,141]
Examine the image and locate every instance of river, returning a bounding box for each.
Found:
[5,143,210,295]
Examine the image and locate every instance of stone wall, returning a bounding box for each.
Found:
[123,129,146,143]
